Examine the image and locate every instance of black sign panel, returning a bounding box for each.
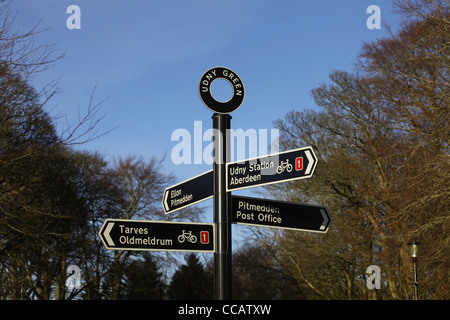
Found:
[99,219,215,252]
[199,67,244,114]
[226,146,318,192]
[231,195,331,233]
[163,170,213,214]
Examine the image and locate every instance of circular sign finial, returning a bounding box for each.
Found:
[199,67,244,114]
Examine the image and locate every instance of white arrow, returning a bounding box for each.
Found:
[104,222,115,246]
[319,209,329,231]
[163,190,169,212]
[304,149,315,175]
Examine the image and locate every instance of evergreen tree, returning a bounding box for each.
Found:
[122,253,166,300]
[167,254,213,300]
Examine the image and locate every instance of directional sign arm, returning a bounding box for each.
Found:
[226,146,318,192]
[162,170,213,214]
[98,219,215,252]
[231,195,331,233]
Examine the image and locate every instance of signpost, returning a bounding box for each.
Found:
[226,146,318,192]
[162,170,213,214]
[98,66,331,301]
[231,195,331,233]
[99,219,215,252]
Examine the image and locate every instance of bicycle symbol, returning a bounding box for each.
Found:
[178,230,197,244]
[276,159,293,174]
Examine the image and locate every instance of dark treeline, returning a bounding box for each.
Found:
[1,0,448,300]
[255,0,449,300]
[0,1,199,299]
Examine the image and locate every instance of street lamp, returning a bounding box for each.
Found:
[407,241,419,300]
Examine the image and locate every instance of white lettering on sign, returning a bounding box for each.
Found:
[119,225,148,234]
[119,235,173,246]
[228,161,275,187]
[236,210,254,221]
[200,231,209,244]
[229,166,246,176]
[238,200,280,214]
[168,188,194,208]
[229,173,261,186]
[201,69,243,96]
[249,160,274,172]
[222,69,243,96]
[295,157,303,171]
[117,224,173,246]
[258,213,281,224]
[171,193,194,207]
[235,201,282,224]
[201,70,217,92]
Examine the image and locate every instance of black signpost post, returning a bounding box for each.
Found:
[212,113,232,300]
[199,66,245,300]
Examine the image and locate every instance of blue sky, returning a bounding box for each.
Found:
[11,1,400,219]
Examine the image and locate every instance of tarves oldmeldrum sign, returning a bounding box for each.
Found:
[199,67,244,114]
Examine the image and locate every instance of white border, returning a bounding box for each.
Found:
[234,220,329,233]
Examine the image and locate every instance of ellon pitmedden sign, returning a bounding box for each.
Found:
[162,170,213,214]
[199,67,244,114]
